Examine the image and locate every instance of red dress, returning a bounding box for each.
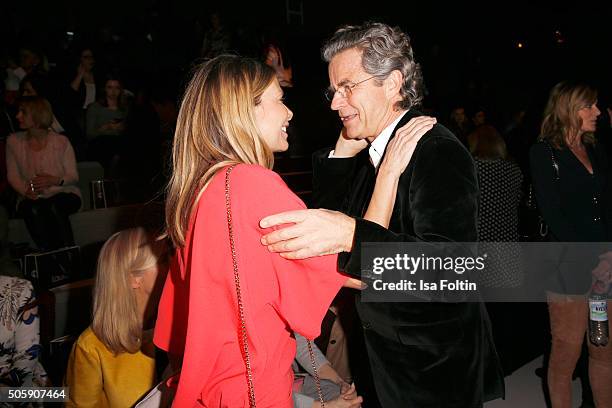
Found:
[154,164,346,407]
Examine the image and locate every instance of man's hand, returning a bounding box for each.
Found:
[260,209,356,259]
[592,258,612,286]
[333,128,368,158]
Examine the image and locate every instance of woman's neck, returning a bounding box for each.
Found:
[107,98,119,109]
[566,130,584,148]
[27,128,48,139]
[136,292,156,330]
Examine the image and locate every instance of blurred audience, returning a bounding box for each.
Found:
[4,47,45,106]
[65,227,169,407]
[200,11,232,59]
[5,96,81,250]
[447,105,473,146]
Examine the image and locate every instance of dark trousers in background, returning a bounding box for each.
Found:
[18,193,81,251]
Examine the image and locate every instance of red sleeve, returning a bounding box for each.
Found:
[154,252,188,355]
[234,165,347,340]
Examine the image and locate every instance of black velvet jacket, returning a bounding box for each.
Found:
[312,110,504,407]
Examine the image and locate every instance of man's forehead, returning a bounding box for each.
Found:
[328,48,364,85]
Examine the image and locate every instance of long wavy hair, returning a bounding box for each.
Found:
[165,55,276,247]
[92,227,167,354]
[539,81,598,149]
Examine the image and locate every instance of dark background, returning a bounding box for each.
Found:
[2,1,611,149]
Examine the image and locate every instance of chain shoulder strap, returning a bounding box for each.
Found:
[225,164,256,407]
[224,165,325,407]
[545,141,560,181]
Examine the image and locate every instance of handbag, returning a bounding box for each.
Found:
[23,246,80,289]
[520,142,559,241]
[224,164,325,407]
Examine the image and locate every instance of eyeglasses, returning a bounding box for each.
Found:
[324,76,376,101]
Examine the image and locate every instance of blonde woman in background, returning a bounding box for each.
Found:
[65,227,169,407]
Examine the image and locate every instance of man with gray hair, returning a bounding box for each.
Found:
[260,22,504,407]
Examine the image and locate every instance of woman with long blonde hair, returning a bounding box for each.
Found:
[153,55,366,407]
[65,227,169,407]
[530,81,612,407]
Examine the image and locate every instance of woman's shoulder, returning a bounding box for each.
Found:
[48,131,71,147]
[204,163,303,213]
[7,131,27,144]
[212,163,285,193]
[74,327,105,353]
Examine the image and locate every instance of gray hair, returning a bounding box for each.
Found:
[322,22,423,110]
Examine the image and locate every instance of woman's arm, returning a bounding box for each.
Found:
[529,143,576,240]
[65,339,104,407]
[5,136,34,198]
[364,116,436,227]
[61,138,79,185]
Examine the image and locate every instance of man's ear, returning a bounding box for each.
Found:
[130,274,143,289]
[384,70,403,98]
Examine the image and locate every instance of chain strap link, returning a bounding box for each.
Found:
[224,165,324,407]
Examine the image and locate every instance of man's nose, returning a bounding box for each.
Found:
[330,92,345,111]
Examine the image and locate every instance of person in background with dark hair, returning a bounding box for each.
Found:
[5,96,81,250]
[4,47,44,106]
[447,105,472,146]
[69,47,97,111]
[260,22,504,407]
[530,81,612,408]
[469,127,525,374]
[85,75,130,174]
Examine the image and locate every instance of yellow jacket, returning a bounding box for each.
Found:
[65,327,156,407]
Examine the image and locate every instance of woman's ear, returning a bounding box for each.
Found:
[130,274,143,289]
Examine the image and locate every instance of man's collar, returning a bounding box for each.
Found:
[368,110,408,168]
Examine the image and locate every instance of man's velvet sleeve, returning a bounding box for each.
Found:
[338,136,479,278]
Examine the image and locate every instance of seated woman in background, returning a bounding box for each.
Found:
[0,274,49,388]
[65,227,169,407]
[20,73,84,159]
[85,75,130,173]
[5,96,81,250]
[293,332,358,408]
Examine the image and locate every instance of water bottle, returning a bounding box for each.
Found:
[589,280,609,346]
